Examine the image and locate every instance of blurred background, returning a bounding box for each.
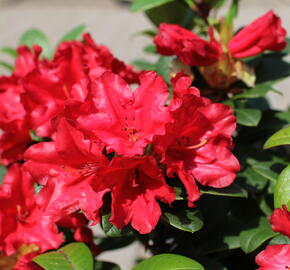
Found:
[0,0,290,268]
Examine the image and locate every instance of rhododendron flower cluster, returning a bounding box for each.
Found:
[0,31,240,268]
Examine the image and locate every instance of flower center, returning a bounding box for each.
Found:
[121,116,142,143]
[16,205,29,223]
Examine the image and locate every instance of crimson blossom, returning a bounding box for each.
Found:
[154,10,286,66]
[24,70,239,234]
[0,34,139,165]
[154,73,240,206]
[0,164,63,269]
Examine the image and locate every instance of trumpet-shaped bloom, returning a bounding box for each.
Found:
[229,10,286,58]
[270,205,290,238]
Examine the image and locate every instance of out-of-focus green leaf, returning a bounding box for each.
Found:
[19,29,51,58]
[247,160,279,183]
[0,61,13,71]
[200,183,248,198]
[274,165,290,209]
[130,0,174,12]
[101,214,131,237]
[132,59,155,70]
[264,126,290,149]
[233,83,280,100]
[155,56,172,83]
[33,243,93,270]
[209,0,226,8]
[145,1,194,28]
[131,29,157,38]
[162,209,203,233]
[98,235,135,251]
[225,0,239,26]
[132,254,204,270]
[235,109,262,127]
[283,37,290,54]
[1,47,17,58]
[94,261,121,270]
[58,24,86,43]
[0,165,7,185]
[144,44,156,54]
[239,217,278,253]
[238,167,268,191]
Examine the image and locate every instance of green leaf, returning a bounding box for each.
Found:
[19,29,51,58]
[155,56,173,83]
[1,47,17,58]
[0,61,13,71]
[225,0,239,26]
[162,209,203,233]
[144,44,156,54]
[132,59,155,70]
[101,214,131,237]
[237,167,268,191]
[235,108,262,127]
[269,235,290,245]
[233,83,280,100]
[200,183,248,198]
[59,24,86,43]
[274,165,290,209]
[132,254,204,270]
[248,161,278,183]
[0,165,7,185]
[144,1,194,28]
[130,0,175,12]
[282,37,290,55]
[184,0,194,8]
[239,217,278,253]
[247,160,278,183]
[264,126,290,149]
[94,261,121,270]
[33,243,93,270]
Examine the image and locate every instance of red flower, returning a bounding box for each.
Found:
[229,10,286,58]
[154,23,221,66]
[24,118,109,224]
[77,71,171,157]
[98,156,176,234]
[270,205,290,238]
[256,244,290,270]
[154,75,239,205]
[0,164,63,256]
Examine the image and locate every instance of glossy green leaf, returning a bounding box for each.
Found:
[19,29,51,58]
[200,183,248,198]
[130,0,174,12]
[1,47,17,58]
[59,24,86,43]
[0,61,13,71]
[132,254,204,270]
[94,261,121,270]
[239,217,278,253]
[264,126,290,149]
[233,83,279,100]
[33,243,93,270]
[274,165,290,209]
[0,165,7,185]
[162,209,203,233]
[235,109,262,127]
[248,161,278,183]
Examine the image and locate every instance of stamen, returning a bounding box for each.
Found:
[186,139,208,149]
